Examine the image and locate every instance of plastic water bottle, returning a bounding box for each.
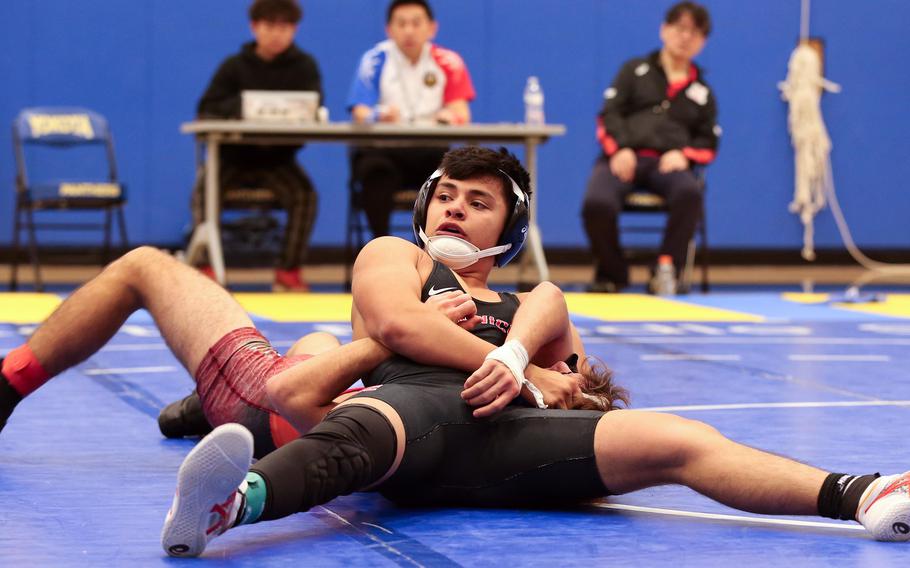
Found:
[524,76,545,125]
[654,255,676,296]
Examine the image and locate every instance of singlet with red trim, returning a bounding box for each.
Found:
[364,261,519,387]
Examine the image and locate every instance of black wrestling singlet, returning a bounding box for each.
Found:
[365,261,519,387]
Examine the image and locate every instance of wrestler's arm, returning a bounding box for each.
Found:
[266,338,391,433]
[351,236,495,372]
[511,282,581,365]
[463,281,585,415]
[270,288,487,432]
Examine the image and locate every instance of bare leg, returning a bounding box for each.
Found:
[28,246,252,378]
[595,410,826,515]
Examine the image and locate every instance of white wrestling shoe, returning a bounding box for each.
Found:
[856,471,910,542]
[161,423,254,557]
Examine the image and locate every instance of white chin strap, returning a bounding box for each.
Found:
[418,228,512,270]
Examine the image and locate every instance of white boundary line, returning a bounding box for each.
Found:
[585,337,910,345]
[590,502,865,532]
[634,400,910,412]
[789,354,891,362]
[84,366,177,375]
[318,507,423,567]
[641,354,742,361]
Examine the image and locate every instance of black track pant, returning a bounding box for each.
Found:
[350,147,447,237]
[192,161,317,270]
[580,155,702,285]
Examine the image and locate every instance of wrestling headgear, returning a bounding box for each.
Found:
[412,168,530,268]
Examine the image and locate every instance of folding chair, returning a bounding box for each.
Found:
[10,107,128,291]
[621,170,709,293]
[344,180,418,291]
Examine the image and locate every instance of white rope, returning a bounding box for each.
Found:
[780,3,910,278]
[778,43,839,261]
[800,0,811,41]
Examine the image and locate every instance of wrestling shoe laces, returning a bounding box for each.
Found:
[161,423,254,557]
[856,471,910,542]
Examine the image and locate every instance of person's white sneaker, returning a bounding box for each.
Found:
[161,423,254,557]
[856,471,910,542]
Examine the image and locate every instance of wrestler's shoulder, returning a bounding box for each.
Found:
[362,236,421,254]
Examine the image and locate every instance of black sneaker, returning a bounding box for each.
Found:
[0,359,23,433]
[158,390,213,439]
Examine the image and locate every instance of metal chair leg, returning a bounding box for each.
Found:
[683,238,696,292]
[102,207,113,265]
[699,213,710,293]
[10,202,22,291]
[24,207,43,292]
[344,187,356,292]
[116,204,129,249]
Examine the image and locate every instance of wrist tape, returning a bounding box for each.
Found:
[484,340,548,409]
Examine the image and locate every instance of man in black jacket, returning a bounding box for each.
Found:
[194,0,321,291]
[581,1,719,293]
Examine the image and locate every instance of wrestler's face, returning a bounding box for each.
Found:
[660,12,706,62]
[251,19,297,61]
[386,4,437,60]
[426,174,509,252]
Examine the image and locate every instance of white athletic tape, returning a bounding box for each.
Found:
[485,340,547,409]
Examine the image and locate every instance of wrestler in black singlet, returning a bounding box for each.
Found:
[348,261,609,505]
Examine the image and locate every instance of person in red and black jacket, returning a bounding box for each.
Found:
[581,1,719,293]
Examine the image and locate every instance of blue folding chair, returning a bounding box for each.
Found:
[11,107,128,291]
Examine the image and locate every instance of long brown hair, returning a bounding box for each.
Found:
[574,356,629,412]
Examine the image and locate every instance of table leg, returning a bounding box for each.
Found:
[184,137,226,285]
[520,138,550,283]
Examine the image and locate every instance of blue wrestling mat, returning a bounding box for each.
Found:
[1,292,908,566]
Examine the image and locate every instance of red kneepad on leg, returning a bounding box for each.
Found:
[2,344,50,397]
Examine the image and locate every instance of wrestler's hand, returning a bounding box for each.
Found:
[658,149,689,173]
[424,290,481,330]
[461,359,521,418]
[522,363,581,410]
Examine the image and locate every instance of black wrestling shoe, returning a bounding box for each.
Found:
[158,390,213,439]
[0,359,23,433]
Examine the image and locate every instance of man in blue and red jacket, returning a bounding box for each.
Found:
[581,1,719,293]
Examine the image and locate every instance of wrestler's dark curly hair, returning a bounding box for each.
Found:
[575,356,629,412]
[438,146,532,209]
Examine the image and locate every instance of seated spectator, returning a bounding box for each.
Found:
[348,0,475,237]
[581,1,719,293]
[193,0,321,291]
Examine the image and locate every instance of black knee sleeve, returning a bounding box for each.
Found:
[251,404,397,521]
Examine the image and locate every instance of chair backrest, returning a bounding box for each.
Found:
[14,107,111,146]
[13,107,118,189]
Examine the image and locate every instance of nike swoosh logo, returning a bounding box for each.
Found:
[427,286,458,296]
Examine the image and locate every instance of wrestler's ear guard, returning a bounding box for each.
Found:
[412,168,530,267]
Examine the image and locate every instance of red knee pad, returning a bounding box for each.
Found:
[2,344,50,397]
